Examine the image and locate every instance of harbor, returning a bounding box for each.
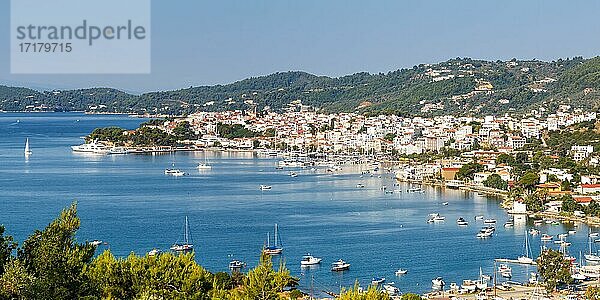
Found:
[3,112,600,298]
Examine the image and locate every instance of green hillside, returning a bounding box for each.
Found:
[1,56,597,116]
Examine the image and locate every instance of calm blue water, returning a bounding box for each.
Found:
[0,112,594,295]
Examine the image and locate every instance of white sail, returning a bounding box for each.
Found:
[24,138,32,155]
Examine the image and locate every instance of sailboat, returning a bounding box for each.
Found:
[24,138,32,156]
[263,224,283,255]
[585,228,600,262]
[197,153,212,170]
[474,267,488,290]
[170,216,194,252]
[518,231,535,264]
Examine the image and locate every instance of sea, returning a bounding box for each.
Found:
[0,112,595,296]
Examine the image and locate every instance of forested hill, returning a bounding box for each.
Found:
[2,56,600,116]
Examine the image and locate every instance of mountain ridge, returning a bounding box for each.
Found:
[1,56,599,116]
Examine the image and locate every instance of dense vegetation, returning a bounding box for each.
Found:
[0,203,393,300]
[536,249,573,292]
[2,56,599,116]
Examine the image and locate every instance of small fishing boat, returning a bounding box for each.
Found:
[300,254,322,266]
[540,234,553,242]
[331,259,350,271]
[474,215,484,220]
[395,269,408,276]
[529,228,540,235]
[569,230,577,235]
[533,220,543,226]
[356,183,365,188]
[484,219,497,224]
[442,202,449,206]
[259,185,272,190]
[590,233,599,238]
[289,172,298,178]
[371,277,386,285]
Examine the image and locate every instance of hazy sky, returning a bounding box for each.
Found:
[1,0,599,93]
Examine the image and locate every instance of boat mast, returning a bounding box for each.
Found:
[274,224,278,247]
[184,216,189,245]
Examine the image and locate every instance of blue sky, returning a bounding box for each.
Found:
[1,0,599,93]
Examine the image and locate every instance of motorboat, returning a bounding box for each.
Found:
[289,172,298,178]
[540,234,553,241]
[474,215,484,220]
[477,226,495,238]
[108,147,128,155]
[331,259,350,271]
[71,140,110,154]
[382,284,400,296]
[568,230,577,235]
[259,185,272,190]
[533,220,543,226]
[442,202,449,206]
[356,183,365,188]
[395,269,408,276]
[590,233,600,238]
[229,260,247,270]
[457,217,469,226]
[433,215,446,222]
[529,228,540,235]
[461,279,476,292]
[165,169,185,176]
[148,248,161,256]
[197,163,212,170]
[431,277,445,290]
[89,240,103,246]
[371,277,385,285]
[300,254,322,266]
[484,219,497,225]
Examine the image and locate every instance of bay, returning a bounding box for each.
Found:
[0,112,593,295]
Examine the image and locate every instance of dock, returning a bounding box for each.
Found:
[494,258,537,266]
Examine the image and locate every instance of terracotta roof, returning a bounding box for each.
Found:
[574,196,593,203]
[581,184,600,188]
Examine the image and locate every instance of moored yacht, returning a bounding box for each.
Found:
[300,254,322,266]
[371,277,385,285]
[263,224,283,255]
[170,216,194,252]
[229,260,247,271]
[331,259,350,271]
[71,140,110,154]
[457,217,469,226]
[431,277,445,290]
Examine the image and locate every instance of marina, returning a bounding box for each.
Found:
[3,112,600,296]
